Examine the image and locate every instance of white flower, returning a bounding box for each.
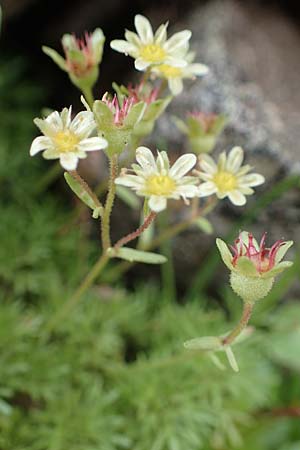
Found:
[151,51,209,95]
[110,14,191,71]
[30,107,108,171]
[115,146,198,212]
[197,146,265,206]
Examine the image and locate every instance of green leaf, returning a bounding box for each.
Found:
[184,336,222,351]
[195,217,213,234]
[108,247,167,264]
[42,46,67,72]
[224,346,239,372]
[64,172,103,217]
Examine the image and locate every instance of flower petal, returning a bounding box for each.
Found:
[156,151,170,173]
[148,195,167,212]
[110,39,137,55]
[198,181,217,197]
[239,173,265,187]
[124,30,141,47]
[228,190,247,206]
[168,77,183,95]
[134,57,150,71]
[70,111,95,137]
[169,154,196,178]
[199,154,217,174]
[78,137,108,152]
[134,14,153,43]
[184,63,209,77]
[115,174,144,189]
[164,30,192,52]
[45,110,63,133]
[136,146,157,173]
[226,146,244,172]
[30,136,52,156]
[176,184,198,197]
[59,153,79,171]
[154,23,168,45]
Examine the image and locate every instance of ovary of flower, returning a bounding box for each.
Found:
[115,146,199,212]
[110,14,192,71]
[197,146,265,206]
[151,57,209,95]
[30,107,108,170]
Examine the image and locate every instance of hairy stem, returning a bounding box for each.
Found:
[101,155,118,251]
[222,302,254,346]
[114,211,157,249]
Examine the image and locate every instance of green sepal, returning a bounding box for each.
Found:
[235,256,258,277]
[184,336,222,351]
[64,172,103,217]
[195,217,213,234]
[123,102,146,127]
[108,247,167,264]
[210,114,228,134]
[216,238,234,271]
[261,261,293,279]
[93,100,114,127]
[42,46,67,72]
[68,66,99,92]
[190,135,216,154]
[172,116,189,134]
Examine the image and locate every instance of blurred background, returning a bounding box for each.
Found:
[0,1,300,449]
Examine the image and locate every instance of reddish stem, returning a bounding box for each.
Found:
[114,211,157,249]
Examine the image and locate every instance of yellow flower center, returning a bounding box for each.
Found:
[157,64,182,78]
[145,174,176,196]
[140,44,166,63]
[54,130,79,153]
[213,171,237,192]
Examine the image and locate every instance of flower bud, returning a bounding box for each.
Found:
[216,231,293,303]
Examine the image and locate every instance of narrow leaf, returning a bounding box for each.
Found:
[64,172,103,216]
[108,247,167,264]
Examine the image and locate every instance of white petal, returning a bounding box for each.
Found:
[176,185,198,197]
[70,111,95,137]
[124,30,141,47]
[168,77,183,95]
[156,151,170,173]
[110,39,137,55]
[184,63,209,77]
[134,57,150,71]
[148,195,167,212]
[30,136,53,156]
[164,56,187,68]
[239,173,265,187]
[169,154,196,179]
[134,14,153,43]
[228,190,246,206]
[198,172,213,182]
[45,110,63,132]
[164,30,192,52]
[42,148,60,159]
[154,23,168,45]
[59,153,79,171]
[199,154,217,174]
[239,186,254,195]
[61,107,72,128]
[115,174,144,189]
[136,146,157,173]
[217,151,227,171]
[198,182,217,197]
[78,137,108,152]
[226,146,244,172]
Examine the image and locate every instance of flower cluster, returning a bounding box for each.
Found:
[110,14,208,95]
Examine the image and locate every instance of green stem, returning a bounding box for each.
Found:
[101,155,118,251]
[44,252,109,336]
[114,211,157,249]
[222,302,253,346]
[81,85,94,109]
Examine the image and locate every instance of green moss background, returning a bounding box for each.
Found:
[1,55,300,450]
